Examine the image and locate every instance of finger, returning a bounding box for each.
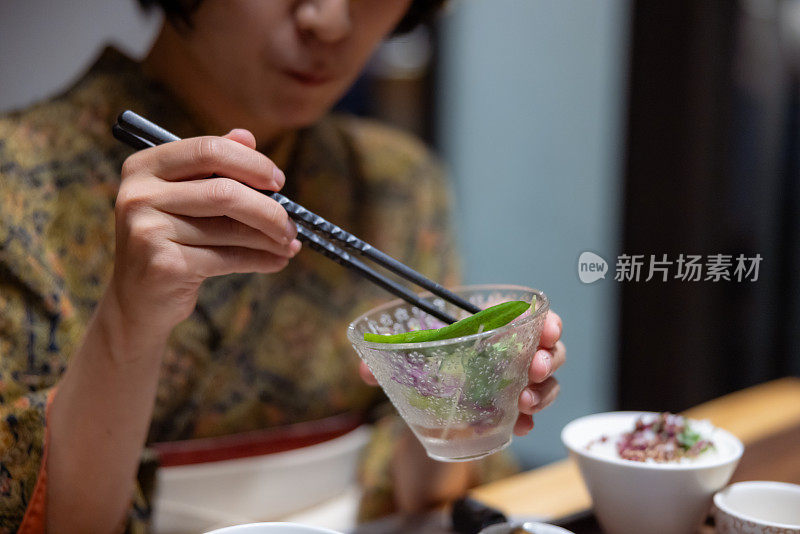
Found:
[529,379,560,414]
[519,377,560,415]
[528,341,566,383]
[181,245,291,278]
[123,135,284,191]
[513,414,534,436]
[528,349,552,384]
[359,361,379,386]
[550,341,566,372]
[152,178,297,245]
[223,128,257,149]
[166,215,302,258]
[538,311,562,349]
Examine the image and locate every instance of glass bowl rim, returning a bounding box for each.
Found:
[346,283,549,351]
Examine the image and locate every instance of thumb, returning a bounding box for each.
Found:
[223,128,257,149]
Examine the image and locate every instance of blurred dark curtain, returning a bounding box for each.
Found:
[618,0,800,411]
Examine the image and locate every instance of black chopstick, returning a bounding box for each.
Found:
[295,225,464,324]
[112,124,153,151]
[118,110,181,144]
[266,194,481,315]
[113,113,462,324]
[116,111,480,316]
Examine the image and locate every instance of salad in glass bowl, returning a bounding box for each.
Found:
[347,284,548,462]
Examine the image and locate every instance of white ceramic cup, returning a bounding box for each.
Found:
[714,481,800,533]
[479,522,575,534]
[561,412,744,534]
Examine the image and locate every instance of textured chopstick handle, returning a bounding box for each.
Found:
[269,192,480,314]
[295,227,456,324]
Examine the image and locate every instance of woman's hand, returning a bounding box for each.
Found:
[512,310,564,435]
[110,129,300,339]
[358,310,565,435]
[48,129,300,532]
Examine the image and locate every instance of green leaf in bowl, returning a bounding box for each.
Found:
[363,299,533,344]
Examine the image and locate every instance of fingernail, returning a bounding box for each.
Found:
[538,350,552,378]
[285,219,297,242]
[273,167,286,189]
[521,390,533,408]
[289,239,302,256]
[529,390,540,406]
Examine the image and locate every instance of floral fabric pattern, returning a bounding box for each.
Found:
[0,47,508,532]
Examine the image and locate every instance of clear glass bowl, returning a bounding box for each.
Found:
[347,284,549,462]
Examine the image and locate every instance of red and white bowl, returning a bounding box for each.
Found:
[204,523,343,534]
[150,414,369,533]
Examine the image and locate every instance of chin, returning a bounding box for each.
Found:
[272,97,336,130]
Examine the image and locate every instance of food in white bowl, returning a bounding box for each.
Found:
[585,412,719,464]
[561,411,743,534]
[713,481,800,533]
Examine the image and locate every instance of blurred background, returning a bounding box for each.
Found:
[1,0,798,471]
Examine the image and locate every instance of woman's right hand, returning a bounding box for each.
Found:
[108,128,300,339]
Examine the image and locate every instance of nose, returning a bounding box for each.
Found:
[295,0,352,43]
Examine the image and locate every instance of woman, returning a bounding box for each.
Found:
[0,1,565,532]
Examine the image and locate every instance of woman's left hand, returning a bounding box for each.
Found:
[511,310,564,435]
[358,310,565,436]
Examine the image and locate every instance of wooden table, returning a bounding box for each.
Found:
[470,377,800,532]
[354,378,800,533]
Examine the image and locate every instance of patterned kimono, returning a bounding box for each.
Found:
[0,47,513,532]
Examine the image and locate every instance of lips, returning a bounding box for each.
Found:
[284,68,335,86]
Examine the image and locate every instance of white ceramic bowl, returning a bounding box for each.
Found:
[561,412,743,534]
[204,522,343,534]
[479,521,575,533]
[714,481,800,533]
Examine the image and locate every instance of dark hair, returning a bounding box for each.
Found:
[137,0,447,34]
